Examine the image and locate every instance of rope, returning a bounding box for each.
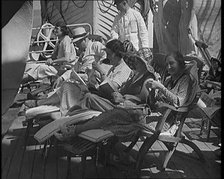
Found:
[97,0,114,14]
[71,0,87,8]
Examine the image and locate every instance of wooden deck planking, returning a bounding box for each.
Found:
[2,116,26,179]
[2,107,221,179]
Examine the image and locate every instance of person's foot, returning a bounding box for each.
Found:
[160,123,179,136]
[159,123,179,142]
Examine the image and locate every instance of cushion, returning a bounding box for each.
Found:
[78,129,114,143]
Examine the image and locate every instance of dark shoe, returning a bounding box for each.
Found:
[24,100,38,108]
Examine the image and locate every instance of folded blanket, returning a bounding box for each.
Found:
[34,109,102,143]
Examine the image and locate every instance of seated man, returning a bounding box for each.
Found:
[22,21,77,84]
[52,27,107,89]
[24,39,133,116]
[55,51,198,141]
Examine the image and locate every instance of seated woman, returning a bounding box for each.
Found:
[22,21,77,84]
[24,39,133,116]
[55,51,197,141]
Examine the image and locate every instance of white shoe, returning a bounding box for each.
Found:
[159,124,179,142]
[160,124,179,136]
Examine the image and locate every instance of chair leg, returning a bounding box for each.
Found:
[81,156,86,179]
[200,119,205,135]
[206,120,212,142]
[92,154,100,178]
[162,145,176,170]
[124,131,140,153]
[135,133,159,172]
[66,154,71,179]
[24,119,33,147]
[180,138,205,161]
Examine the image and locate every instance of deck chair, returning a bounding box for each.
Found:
[197,90,221,141]
[118,59,206,176]
[61,57,205,176]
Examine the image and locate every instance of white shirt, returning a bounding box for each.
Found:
[111,8,149,51]
[100,59,132,87]
[80,40,106,72]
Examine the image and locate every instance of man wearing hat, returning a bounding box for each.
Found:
[111,0,149,51]
[53,27,107,88]
[22,21,76,84]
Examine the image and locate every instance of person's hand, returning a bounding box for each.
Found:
[46,58,54,65]
[53,76,64,89]
[92,61,99,70]
[145,78,164,90]
[112,92,124,104]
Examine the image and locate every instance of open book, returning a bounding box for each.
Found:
[70,68,87,86]
[78,129,114,143]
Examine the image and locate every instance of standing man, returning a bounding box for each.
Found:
[111,0,149,51]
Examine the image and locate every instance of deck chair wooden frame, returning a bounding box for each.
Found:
[118,60,206,176]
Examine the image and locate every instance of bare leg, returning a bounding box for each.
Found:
[37,92,60,106]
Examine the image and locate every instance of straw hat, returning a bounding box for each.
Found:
[72,27,89,43]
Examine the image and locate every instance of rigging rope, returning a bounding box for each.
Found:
[71,0,87,8]
[97,0,114,14]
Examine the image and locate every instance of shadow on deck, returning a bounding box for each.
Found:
[2,108,221,179]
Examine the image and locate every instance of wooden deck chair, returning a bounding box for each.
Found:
[23,105,61,147]
[121,60,205,176]
[197,90,221,141]
[63,129,114,179]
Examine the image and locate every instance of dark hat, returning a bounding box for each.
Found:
[137,48,154,73]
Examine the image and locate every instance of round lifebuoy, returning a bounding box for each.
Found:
[36,22,56,59]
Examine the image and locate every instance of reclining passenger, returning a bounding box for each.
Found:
[24,39,132,116]
[53,27,107,89]
[22,21,77,84]
[55,51,198,141]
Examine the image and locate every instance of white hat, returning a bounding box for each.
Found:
[72,27,89,43]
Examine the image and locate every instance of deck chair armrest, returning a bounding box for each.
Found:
[157,102,189,112]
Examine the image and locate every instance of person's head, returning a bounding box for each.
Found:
[122,40,137,62]
[53,21,69,37]
[125,53,146,71]
[72,27,90,51]
[165,51,186,76]
[104,39,124,66]
[114,0,129,12]
[125,49,154,74]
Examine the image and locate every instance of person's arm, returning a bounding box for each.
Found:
[110,16,119,39]
[92,61,108,82]
[134,10,149,48]
[91,42,107,63]
[51,43,58,60]
[52,52,71,65]
[145,75,190,107]
[53,37,76,65]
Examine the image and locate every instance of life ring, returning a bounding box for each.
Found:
[36,22,56,59]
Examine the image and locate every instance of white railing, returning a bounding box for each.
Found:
[29,23,92,59]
